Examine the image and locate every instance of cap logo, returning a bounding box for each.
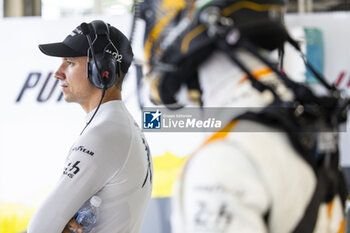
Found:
[106,49,123,63]
[69,28,83,37]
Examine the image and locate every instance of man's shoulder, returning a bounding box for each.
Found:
[91,108,135,134]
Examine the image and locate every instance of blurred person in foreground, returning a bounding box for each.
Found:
[138,0,349,232]
[27,20,153,233]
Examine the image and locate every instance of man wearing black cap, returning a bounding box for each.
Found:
[27,20,153,233]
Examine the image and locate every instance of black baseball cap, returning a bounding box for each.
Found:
[39,20,134,74]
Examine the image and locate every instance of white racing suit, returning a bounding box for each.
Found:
[171,52,346,233]
[28,101,153,233]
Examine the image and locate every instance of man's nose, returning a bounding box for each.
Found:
[54,64,66,80]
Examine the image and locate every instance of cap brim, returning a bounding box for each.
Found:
[39,42,85,57]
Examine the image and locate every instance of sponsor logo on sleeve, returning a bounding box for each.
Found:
[63,161,81,179]
[194,201,233,232]
[71,146,94,156]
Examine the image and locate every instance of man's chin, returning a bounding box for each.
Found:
[64,95,74,103]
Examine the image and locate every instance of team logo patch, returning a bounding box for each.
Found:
[63,161,81,179]
[143,110,161,129]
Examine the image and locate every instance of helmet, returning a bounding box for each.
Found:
[137,0,289,107]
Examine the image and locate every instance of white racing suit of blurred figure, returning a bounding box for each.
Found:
[136,0,349,232]
[171,51,345,233]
